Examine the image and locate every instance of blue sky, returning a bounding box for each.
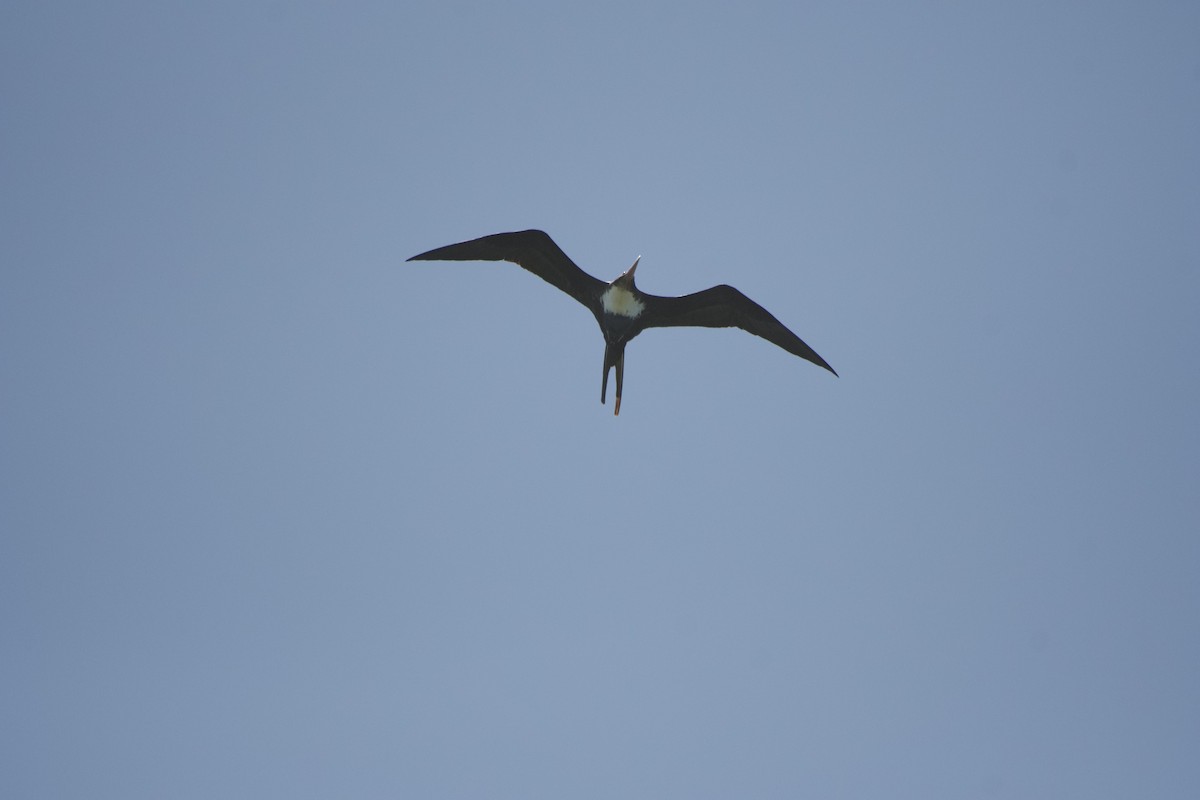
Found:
[3,2,1198,797]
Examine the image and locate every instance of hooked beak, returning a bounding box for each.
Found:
[624,256,640,278]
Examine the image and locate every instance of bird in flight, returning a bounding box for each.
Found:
[407,230,837,415]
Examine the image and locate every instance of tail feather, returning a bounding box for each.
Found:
[600,343,625,415]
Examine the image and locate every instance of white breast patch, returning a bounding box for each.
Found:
[601,286,645,318]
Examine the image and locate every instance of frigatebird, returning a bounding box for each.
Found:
[407,230,837,415]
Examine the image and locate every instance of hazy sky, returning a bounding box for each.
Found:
[3,2,1198,798]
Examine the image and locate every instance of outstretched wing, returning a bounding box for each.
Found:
[407,230,605,310]
[642,285,838,376]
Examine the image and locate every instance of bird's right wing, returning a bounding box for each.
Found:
[407,230,606,310]
[643,285,838,376]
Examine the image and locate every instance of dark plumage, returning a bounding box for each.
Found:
[407,229,836,415]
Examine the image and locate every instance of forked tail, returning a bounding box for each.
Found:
[600,344,626,416]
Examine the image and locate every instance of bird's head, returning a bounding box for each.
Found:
[614,256,640,290]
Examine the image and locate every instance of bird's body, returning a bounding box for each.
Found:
[407,230,836,415]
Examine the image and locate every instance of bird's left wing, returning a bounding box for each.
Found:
[642,285,838,376]
[408,230,606,311]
